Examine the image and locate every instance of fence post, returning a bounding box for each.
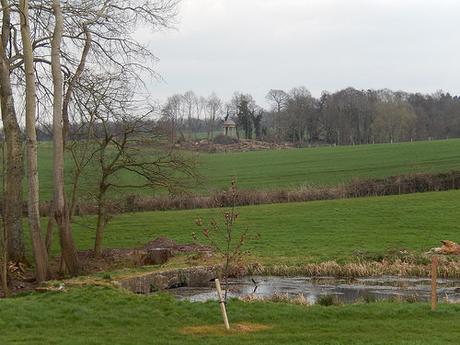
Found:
[215,279,230,330]
[431,256,438,311]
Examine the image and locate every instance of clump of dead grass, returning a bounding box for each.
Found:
[240,292,310,305]
[180,322,272,336]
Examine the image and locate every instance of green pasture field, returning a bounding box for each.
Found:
[43,190,460,265]
[31,139,460,201]
[199,138,460,191]
[1,286,460,345]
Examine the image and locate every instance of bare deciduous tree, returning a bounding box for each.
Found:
[20,0,48,281]
[51,0,80,275]
[182,90,197,138]
[161,94,184,144]
[266,89,288,141]
[70,73,196,257]
[0,0,26,263]
[193,179,260,303]
[206,93,222,139]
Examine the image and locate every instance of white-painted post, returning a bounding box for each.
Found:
[215,278,230,330]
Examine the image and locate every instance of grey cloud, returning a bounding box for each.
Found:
[141,0,460,105]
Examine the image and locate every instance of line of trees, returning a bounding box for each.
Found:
[159,91,223,142]
[0,0,186,290]
[266,87,460,145]
[156,87,460,145]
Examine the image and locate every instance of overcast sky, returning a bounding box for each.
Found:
[144,0,459,106]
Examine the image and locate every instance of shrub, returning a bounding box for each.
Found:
[361,292,377,304]
[213,134,238,145]
[317,294,341,306]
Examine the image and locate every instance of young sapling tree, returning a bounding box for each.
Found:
[193,178,260,302]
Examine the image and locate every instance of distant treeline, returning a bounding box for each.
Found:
[33,87,460,146]
[263,88,460,146]
[158,88,460,146]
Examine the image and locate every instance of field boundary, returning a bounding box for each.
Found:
[34,170,460,216]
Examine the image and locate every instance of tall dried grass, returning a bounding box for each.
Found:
[244,258,460,278]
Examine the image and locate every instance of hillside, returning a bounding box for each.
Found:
[31,139,460,201]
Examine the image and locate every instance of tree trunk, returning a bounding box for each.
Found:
[51,0,80,275]
[93,186,107,257]
[93,205,106,257]
[1,217,9,297]
[20,0,48,282]
[45,216,54,255]
[1,142,8,297]
[69,171,80,220]
[0,0,25,263]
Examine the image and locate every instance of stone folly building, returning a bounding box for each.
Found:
[223,119,236,137]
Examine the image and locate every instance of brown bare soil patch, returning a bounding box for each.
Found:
[176,138,293,153]
[55,237,212,275]
[180,322,272,336]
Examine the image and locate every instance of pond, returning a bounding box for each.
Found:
[168,276,460,304]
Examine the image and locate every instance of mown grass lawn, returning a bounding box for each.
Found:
[32,138,460,200]
[1,286,460,345]
[52,190,460,264]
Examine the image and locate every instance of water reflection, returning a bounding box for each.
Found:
[168,276,460,304]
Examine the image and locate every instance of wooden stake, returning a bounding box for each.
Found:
[215,278,230,330]
[431,256,438,311]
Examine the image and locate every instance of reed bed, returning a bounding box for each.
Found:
[244,258,460,279]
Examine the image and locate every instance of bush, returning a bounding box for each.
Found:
[361,292,377,304]
[317,294,341,306]
[213,134,238,145]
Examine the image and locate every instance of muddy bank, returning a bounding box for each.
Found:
[116,266,217,294]
[1,237,212,297]
[58,237,212,276]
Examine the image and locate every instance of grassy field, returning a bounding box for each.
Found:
[10,142,460,345]
[1,286,460,345]
[199,139,460,191]
[30,139,460,200]
[48,190,460,264]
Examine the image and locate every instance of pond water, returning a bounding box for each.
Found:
[168,276,460,304]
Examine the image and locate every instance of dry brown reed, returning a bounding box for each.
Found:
[244,258,460,279]
[239,292,310,305]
